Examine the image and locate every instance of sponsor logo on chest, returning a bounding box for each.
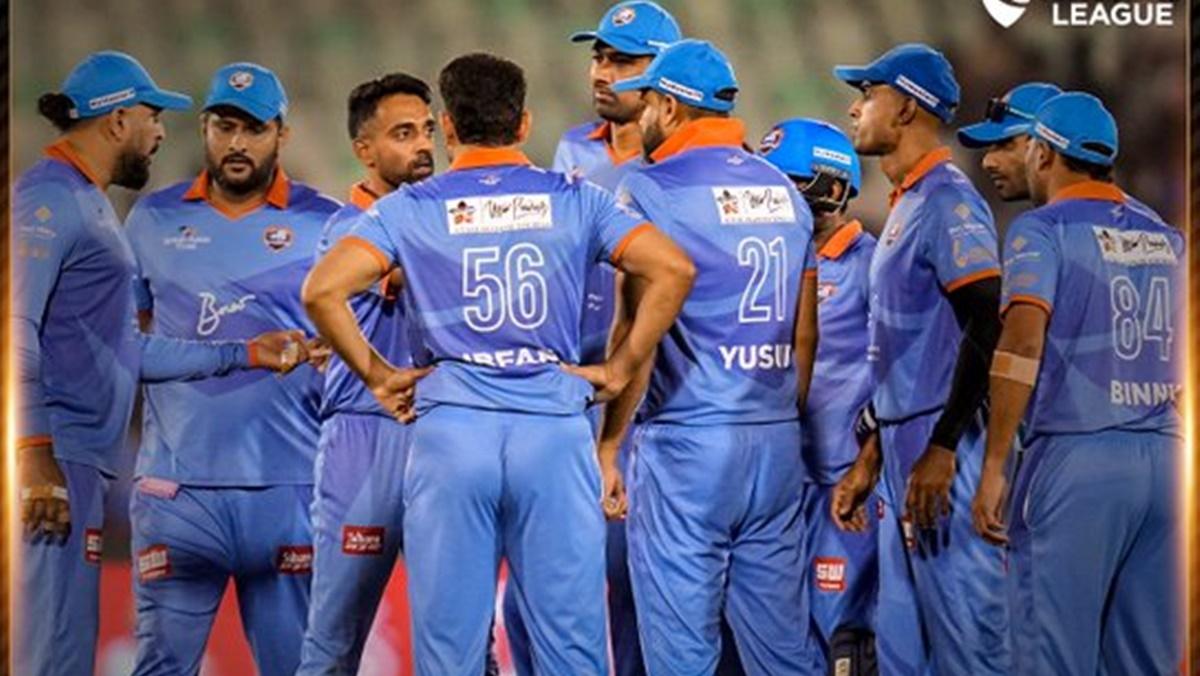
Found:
[712,186,796,225]
[1092,226,1177,266]
[446,194,553,234]
[263,225,295,252]
[197,292,257,336]
[163,225,213,251]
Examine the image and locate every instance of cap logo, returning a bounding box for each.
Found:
[1034,122,1070,150]
[657,76,703,103]
[612,7,636,26]
[894,74,941,109]
[758,128,784,154]
[88,87,137,111]
[812,146,853,167]
[229,71,255,91]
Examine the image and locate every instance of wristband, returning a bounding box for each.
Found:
[853,401,879,447]
[21,485,68,501]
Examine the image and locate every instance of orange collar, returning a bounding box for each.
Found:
[818,220,864,260]
[183,168,291,213]
[349,181,382,209]
[650,118,747,164]
[450,147,532,172]
[43,139,103,186]
[588,120,641,166]
[888,146,953,208]
[1049,180,1126,205]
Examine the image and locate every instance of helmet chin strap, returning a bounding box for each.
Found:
[795,170,852,214]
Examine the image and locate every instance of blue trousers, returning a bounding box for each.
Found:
[404,405,607,675]
[1008,429,1182,674]
[130,482,314,676]
[298,413,410,675]
[15,459,109,676]
[627,422,820,675]
[801,482,878,666]
[875,411,1010,676]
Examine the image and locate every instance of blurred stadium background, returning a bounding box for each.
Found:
[12,1,1187,674]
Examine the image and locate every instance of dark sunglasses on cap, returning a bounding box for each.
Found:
[984,97,1035,124]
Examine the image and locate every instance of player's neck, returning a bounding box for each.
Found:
[880,130,943,187]
[61,133,115,190]
[362,173,394,199]
[1044,170,1108,202]
[608,121,642,159]
[813,212,847,251]
[208,174,270,217]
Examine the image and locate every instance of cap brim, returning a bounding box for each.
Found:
[203,96,279,124]
[957,120,1032,148]
[569,30,660,56]
[832,65,880,88]
[610,74,653,94]
[142,89,193,112]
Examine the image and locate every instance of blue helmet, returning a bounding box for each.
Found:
[758,118,862,198]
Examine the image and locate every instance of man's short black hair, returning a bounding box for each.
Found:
[438,53,526,147]
[1063,153,1115,182]
[347,73,432,140]
[37,92,78,132]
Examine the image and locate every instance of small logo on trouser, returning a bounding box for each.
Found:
[277,545,314,574]
[342,526,385,555]
[84,529,103,564]
[137,545,171,582]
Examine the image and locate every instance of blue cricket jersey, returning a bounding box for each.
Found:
[617,118,818,427]
[1000,181,1184,441]
[803,221,876,484]
[349,147,649,416]
[126,169,340,485]
[12,141,252,476]
[316,183,417,419]
[868,147,1001,422]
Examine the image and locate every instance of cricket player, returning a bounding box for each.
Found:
[13,51,304,676]
[125,62,340,675]
[829,44,1010,675]
[297,72,436,675]
[759,118,878,674]
[957,82,1062,202]
[302,52,694,674]
[502,3,681,674]
[603,39,822,674]
[972,92,1184,674]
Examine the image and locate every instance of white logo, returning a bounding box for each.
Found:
[712,186,797,225]
[657,76,704,104]
[196,292,256,336]
[88,87,137,111]
[612,6,636,25]
[229,71,254,90]
[445,194,553,234]
[163,226,212,251]
[1092,226,1178,266]
[982,0,1030,27]
[812,146,854,168]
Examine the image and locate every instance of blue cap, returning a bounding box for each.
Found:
[834,43,960,123]
[758,118,862,197]
[957,82,1062,148]
[203,62,288,123]
[570,1,682,56]
[1029,91,1119,167]
[610,39,738,112]
[59,51,191,119]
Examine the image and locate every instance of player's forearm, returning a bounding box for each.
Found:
[983,316,1045,469]
[793,275,819,410]
[983,375,1032,471]
[598,350,654,455]
[304,291,380,384]
[606,261,693,379]
[14,316,52,443]
[138,334,250,383]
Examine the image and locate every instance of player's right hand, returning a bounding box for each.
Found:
[248,330,310,374]
[19,443,71,543]
[971,461,1009,546]
[831,433,881,533]
[599,447,628,520]
[561,361,631,403]
[367,364,435,423]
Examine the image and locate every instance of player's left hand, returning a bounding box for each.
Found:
[248,330,310,374]
[971,461,1009,546]
[905,444,956,530]
[367,363,434,423]
[305,336,333,373]
[561,361,631,403]
[598,449,628,520]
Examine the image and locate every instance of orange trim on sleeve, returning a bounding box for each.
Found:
[450,148,533,171]
[16,435,54,451]
[610,223,656,265]
[342,236,392,274]
[1048,181,1126,205]
[944,268,1001,293]
[246,340,261,368]
[818,221,864,260]
[1002,294,1053,317]
[43,140,103,186]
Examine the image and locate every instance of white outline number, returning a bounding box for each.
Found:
[1110,275,1173,361]
[462,244,548,332]
[738,236,788,323]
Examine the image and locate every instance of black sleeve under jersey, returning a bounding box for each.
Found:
[930,276,1002,450]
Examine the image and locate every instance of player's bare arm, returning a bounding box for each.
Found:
[906,276,1001,529]
[972,303,1047,546]
[793,272,819,410]
[302,240,432,421]
[564,225,694,402]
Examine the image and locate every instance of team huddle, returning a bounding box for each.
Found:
[12,1,1185,675]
